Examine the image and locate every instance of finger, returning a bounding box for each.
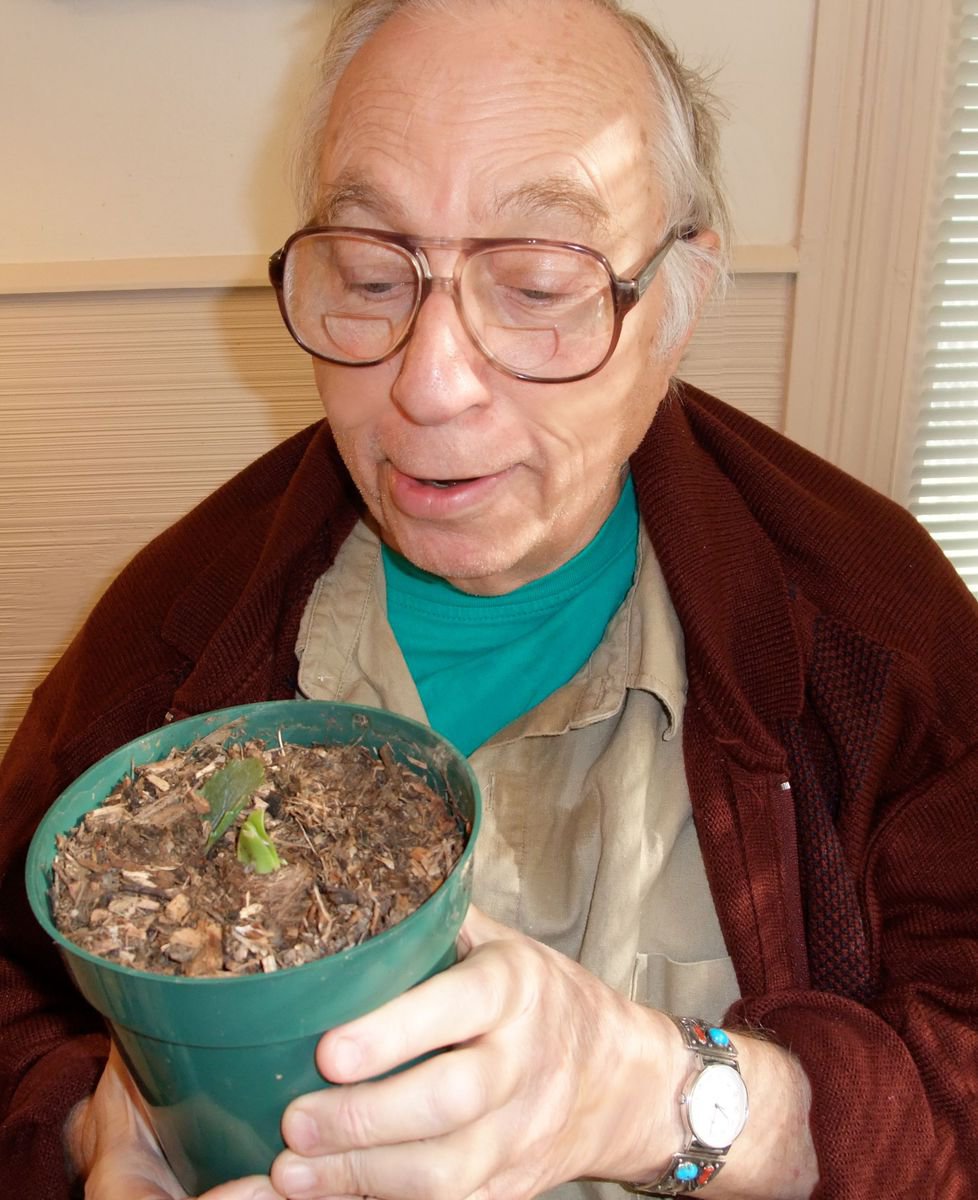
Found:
[316,935,531,1082]
[283,1040,505,1156]
[85,1130,278,1200]
[86,1050,283,1200]
[83,1147,188,1200]
[272,1122,493,1200]
[87,1158,278,1200]
[198,1176,284,1200]
[80,1049,186,1199]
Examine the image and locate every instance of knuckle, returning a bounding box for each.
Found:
[332,1086,378,1148]
[471,940,540,1022]
[432,1056,492,1126]
[421,1156,468,1200]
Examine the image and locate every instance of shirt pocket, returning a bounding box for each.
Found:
[629,951,740,1021]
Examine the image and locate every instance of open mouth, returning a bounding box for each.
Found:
[387,464,510,518]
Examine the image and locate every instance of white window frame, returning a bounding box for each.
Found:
[784,0,956,504]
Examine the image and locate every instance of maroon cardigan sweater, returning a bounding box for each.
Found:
[2,383,977,1199]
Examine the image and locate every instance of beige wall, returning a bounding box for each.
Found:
[1,0,813,268]
[0,0,816,757]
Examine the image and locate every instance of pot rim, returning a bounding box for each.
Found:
[26,698,481,989]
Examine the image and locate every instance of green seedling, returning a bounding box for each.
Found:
[237,808,282,874]
[201,756,266,852]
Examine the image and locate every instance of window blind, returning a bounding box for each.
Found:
[910,3,978,594]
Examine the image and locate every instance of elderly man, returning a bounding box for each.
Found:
[2,1,977,1199]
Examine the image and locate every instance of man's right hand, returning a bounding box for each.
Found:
[68,1044,282,1200]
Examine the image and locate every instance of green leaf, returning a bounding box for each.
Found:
[201,756,265,851]
[236,808,282,874]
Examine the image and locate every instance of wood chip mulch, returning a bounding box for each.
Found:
[49,733,467,977]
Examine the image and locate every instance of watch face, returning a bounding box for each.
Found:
[686,1063,749,1150]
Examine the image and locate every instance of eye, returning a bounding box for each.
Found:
[339,273,416,308]
[517,286,566,303]
[500,270,583,305]
[351,280,401,296]
[502,279,594,317]
[324,241,416,303]
[479,250,600,312]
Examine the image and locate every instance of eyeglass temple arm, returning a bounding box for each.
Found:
[631,230,681,302]
[268,248,285,288]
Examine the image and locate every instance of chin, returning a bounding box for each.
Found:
[402,541,506,581]
[394,532,530,594]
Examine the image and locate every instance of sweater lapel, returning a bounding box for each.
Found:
[634,383,805,769]
[164,423,361,716]
[633,383,810,995]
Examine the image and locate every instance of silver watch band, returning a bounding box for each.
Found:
[628,1016,745,1197]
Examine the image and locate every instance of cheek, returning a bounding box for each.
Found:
[312,364,388,494]
[573,346,663,458]
[313,361,391,429]
[314,361,404,458]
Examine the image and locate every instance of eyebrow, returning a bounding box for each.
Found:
[311,176,411,227]
[489,176,614,239]
[311,172,614,239]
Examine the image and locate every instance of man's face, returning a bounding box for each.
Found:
[312,0,702,595]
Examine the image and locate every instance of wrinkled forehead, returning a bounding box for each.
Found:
[315,0,664,244]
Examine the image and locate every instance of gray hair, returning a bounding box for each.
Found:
[292,0,730,352]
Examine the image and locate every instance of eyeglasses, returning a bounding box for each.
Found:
[268,225,679,383]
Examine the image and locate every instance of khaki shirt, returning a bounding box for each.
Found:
[296,520,739,1199]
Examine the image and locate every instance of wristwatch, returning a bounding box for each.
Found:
[629,1015,749,1196]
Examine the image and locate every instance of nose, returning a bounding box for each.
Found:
[390,277,491,425]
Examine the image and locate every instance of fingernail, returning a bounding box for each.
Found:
[286,1108,319,1153]
[278,1160,317,1194]
[250,1187,280,1200]
[330,1034,363,1076]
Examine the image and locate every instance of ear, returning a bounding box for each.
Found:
[655,227,722,377]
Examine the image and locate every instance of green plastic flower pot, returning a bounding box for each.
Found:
[26,699,481,1193]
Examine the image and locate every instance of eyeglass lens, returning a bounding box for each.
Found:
[282,232,617,380]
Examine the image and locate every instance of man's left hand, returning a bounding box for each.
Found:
[270,905,679,1200]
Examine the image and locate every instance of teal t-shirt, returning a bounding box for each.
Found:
[382,475,640,754]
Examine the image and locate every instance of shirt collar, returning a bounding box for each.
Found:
[296,519,685,747]
[485,525,686,745]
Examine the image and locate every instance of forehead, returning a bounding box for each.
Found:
[315,0,662,242]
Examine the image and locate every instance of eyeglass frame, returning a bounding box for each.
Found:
[268,224,685,384]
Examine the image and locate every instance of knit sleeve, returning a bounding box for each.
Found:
[652,385,978,1198]
[728,617,978,1199]
[0,671,112,1200]
[0,422,345,1198]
